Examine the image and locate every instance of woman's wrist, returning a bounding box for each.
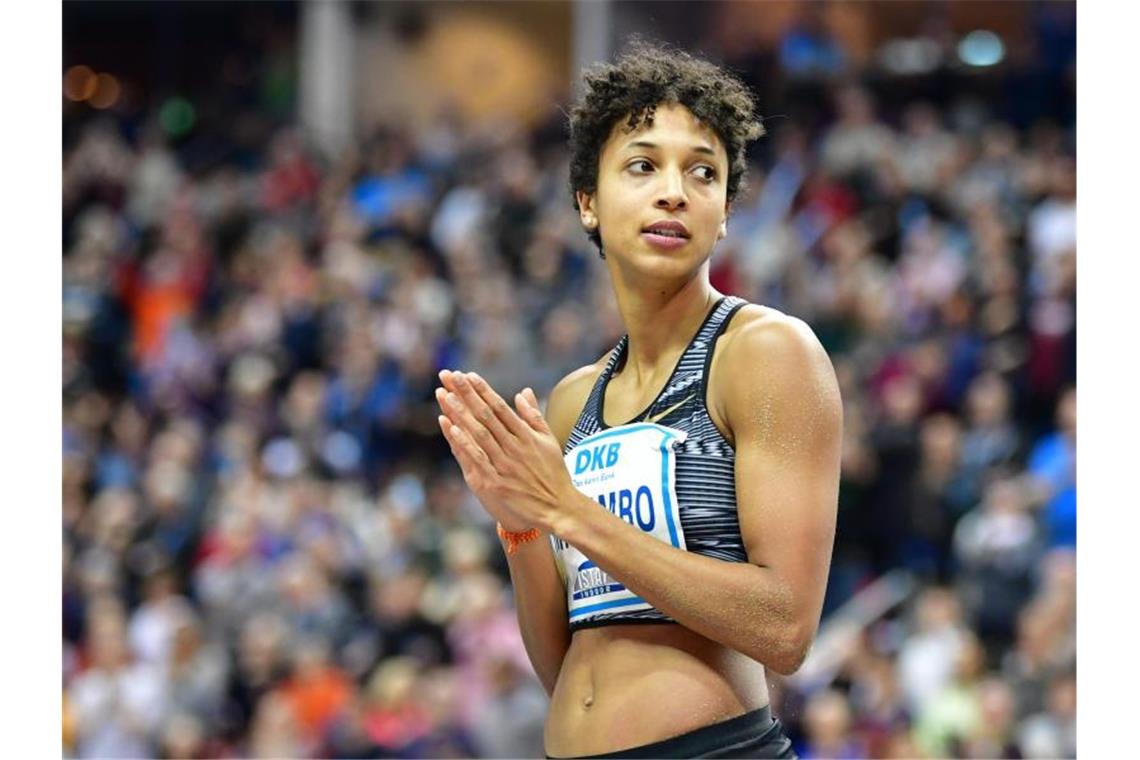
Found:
[496,517,536,533]
[497,522,543,555]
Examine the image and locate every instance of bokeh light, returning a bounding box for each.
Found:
[159,97,197,136]
[958,30,1005,67]
[88,73,121,109]
[878,38,943,76]
[62,65,97,102]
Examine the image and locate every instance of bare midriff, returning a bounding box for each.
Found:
[544,622,770,757]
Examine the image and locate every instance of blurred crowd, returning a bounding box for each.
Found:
[63,19,1075,760]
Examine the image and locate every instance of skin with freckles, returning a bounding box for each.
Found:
[436,102,840,757]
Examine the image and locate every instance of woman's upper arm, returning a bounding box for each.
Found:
[717,313,843,637]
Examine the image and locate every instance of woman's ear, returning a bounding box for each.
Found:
[717,201,731,240]
[576,190,598,230]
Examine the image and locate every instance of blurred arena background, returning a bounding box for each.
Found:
[61,2,1076,758]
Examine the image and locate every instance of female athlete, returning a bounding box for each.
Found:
[435,42,841,759]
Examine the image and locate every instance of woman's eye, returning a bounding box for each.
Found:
[629,160,654,173]
[693,165,717,182]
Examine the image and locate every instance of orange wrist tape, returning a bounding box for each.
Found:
[497,522,542,555]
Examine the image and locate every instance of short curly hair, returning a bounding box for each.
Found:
[567,40,765,257]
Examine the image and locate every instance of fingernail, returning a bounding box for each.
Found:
[453,373,467,387]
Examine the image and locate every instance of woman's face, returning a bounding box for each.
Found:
[577,102,729,281]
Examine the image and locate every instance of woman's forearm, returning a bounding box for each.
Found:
[501,531,572,696]
[554,493,811,675]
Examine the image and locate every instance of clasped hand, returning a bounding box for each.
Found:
[434,370,576,535]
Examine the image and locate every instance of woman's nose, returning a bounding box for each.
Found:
[654,170,688,210]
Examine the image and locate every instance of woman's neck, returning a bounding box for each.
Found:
[610,272,720,383]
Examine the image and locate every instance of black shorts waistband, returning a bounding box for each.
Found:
[546,704,796,759]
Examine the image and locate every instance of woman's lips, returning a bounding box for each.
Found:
[640,231,689,250]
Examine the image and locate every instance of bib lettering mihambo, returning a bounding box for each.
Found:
[552,422,688,623]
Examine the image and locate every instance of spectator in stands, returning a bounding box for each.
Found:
[820,86,895,179]
[1028,387,1077,549]
[801,688,864,759]
[953,475,1041,657]
[1017,669,1077,758]
[913,632,986,757]
[68,600,167,759]
[897,587,968,716]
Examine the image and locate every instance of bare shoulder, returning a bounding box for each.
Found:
[544,353,609,447]
[718,304,832,370]
[710,304,841,443]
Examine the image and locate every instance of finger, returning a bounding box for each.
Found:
[445,415,496,471]
[439,415,492,483]
[435,386,507,462]
[449,371,519,448]
[438,415,474,475]
[515,388,553,435]
[465,372,532,439]
[439,369,463,392]
[440,370,479,407]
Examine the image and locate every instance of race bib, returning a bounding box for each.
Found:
[552,423,688,623]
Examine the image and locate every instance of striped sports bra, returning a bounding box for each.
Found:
[552,295,751,632]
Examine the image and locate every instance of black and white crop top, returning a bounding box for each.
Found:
[551,295,751,633]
